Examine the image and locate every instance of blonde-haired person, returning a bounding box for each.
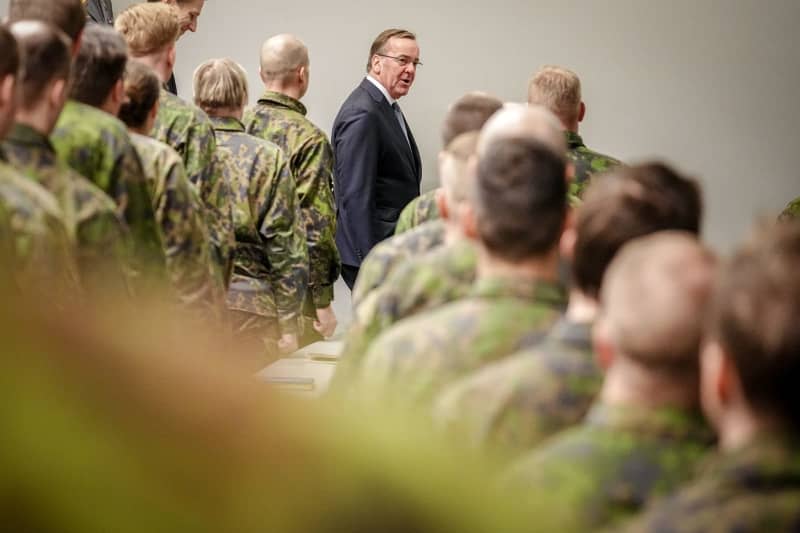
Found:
[115,2,234,292]
[193,58,308,361]
[528,65,621,198]
[146,0,206,94]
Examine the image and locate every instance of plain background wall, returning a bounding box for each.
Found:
[5,0,800,252]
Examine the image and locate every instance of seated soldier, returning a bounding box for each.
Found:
[393,93,503,235]
[193,58,308,360]
[624,221,800,532]
[115,2,234,288]
[350,92,503,309]
[0,24,75,295]
[119,60,221,316]
[3,21,130,294]
[7,0,165,275]
[359,136,568,407]
[433,163,704,459]
[329,104,568,393]
[503,232,716,531]
[780,196,798,221]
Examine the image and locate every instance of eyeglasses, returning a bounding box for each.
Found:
[376,53,423,68]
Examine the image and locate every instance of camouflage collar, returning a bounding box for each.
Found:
[6,123,56,152]
[587,403,713,443]
[548,318,592,350]
[702,432,800,486]
[257,91,307,116]
[471,275,567,309]
[208,115,246,133]
[565,130,585,149]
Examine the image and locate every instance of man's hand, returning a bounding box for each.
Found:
[278,333,299,355]
[314,305,338,338]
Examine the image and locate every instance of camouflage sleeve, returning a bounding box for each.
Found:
[395,189,441,235]
[153,155,218,310]
[350,241,397,309]
[294,135,340,308]
[258,151,309,336]
[394,196,420,235]
[199,152,235,288]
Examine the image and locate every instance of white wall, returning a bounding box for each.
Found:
[10,0,800,251]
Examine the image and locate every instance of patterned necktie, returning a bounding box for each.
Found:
[392,102,411,148]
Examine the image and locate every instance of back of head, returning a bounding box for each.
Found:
[259,33,308,85]
[440,131,479,208]
[478,104,566,158]
[601,232,716,375]
[527,65,581,127]
[119,60,161,130]
[7,0,85,42]
[0,25,19,82]
[366,28,416,72]
[115,2,180,57]
[70,24,128,107]
[474,137,567,262]
[9,21,72,111]
[441,92,503,148]
[574,162,703,299]
[193,58,249,115]
[710,221,800,429]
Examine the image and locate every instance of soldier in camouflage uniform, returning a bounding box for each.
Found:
[394,188,440,235]
[116,2,235,288]
[195,58,308,358]
[120,60,223,315]
[528,65,621,199]
[623,222,800,533]
[433,162,705,460]
[4,22,131,293]
[501,233,717,531]
[359,138,568,406]
[243,34,340,345]
[350,92,503,308]
[779,196,799,221]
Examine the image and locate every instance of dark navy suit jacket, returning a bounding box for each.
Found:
[332,78,421,267]
[85,0,114,24]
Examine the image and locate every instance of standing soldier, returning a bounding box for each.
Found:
[115,2,234,289]
[194,58,308,359]
[244,34,340,345]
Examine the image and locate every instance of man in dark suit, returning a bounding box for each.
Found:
[84,0,114,24]
[332,28,423,289]
[146,0,207,94]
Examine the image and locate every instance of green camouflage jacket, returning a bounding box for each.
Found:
[432,318,601,459]
[332,237,475,391]
[622,433,800,533]
[244,91,339,309]
[151,89,234,285]
[351,219,446,309]
[394,188,441,235]
[566,130,621,200]
[131,133,222,311]
[779,197,799,221]
[4,123,130,291]
[503,403,714,532]
[0,154,76,293]
[359,274,566,406]
[51,100,164,276]
[211,116,308,336]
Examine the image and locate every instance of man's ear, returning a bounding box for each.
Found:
[460,204,478,240]
[0,74,16,111]
[578,101,586,123]
[370,55,381,75]
[434,187,448,221]
[592,317,615,371]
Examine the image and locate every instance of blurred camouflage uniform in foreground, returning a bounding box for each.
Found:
[394,188,440,235]
[566,130,620,200]
[211,116,308,352]
[780,196,799,221]
[244,91,340,344]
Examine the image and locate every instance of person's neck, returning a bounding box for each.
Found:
[14,108,54,136]
[128,125,149,136]
[263,84,302,101]
[566,289,597,324]
[136,55,172,85]
[718,407,787,453]
[443,221,467,246]
[601,357,699,411]
[206,109,241,122]
[476,245,559,284]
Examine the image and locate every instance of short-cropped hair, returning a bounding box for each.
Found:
[474,137,567,261]
[8,0,85,41]
[9,21,72,110]
[0,25,20,80]
[574,162,703,299]
[115,2,180,57]
[366,28,416,72]
[119,60,161,129]
[710,221,800,427]
[528,65,582,125]
[441,92,503,148]
[193,58,249,112]
[70,24,128,107]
